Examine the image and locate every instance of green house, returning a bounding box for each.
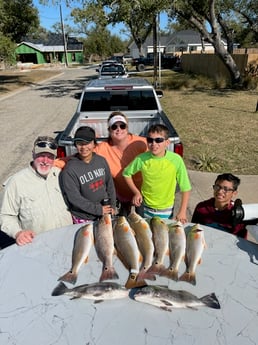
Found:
[16,33,84,65]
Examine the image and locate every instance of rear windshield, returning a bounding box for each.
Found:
[101,65,125,75]
[80,90,157,111]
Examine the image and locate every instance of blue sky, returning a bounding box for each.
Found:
[33,0,168,39]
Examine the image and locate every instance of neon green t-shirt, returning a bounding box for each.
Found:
[123,150,191,209]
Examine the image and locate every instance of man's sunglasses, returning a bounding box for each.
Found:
[110,123,127,130]
[146,137,166,144]
[35,141,57,150]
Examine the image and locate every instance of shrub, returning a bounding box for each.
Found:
[191,151,221,172]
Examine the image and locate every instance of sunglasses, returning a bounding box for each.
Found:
[146,137,166,144]
[35,141,57,150]
[110,123,127,130]
[213,185,235,193]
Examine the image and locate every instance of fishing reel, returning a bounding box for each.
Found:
[232,199,258,226]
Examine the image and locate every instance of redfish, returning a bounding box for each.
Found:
[58,223,94,285]
[147,216,169,275]
[94,214,119,282]
[179,223,206,285]
[127,211,155,281]
[161,221,186,281]
[113,216,146,289]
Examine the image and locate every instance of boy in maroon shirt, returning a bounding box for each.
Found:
[191,173,247,238]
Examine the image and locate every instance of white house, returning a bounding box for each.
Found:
[128,29,227,56]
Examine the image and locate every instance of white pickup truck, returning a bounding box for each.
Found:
[55,77,183,157]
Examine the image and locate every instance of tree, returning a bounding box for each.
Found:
[42,0,257,85]
[224,0,258,46]
[71,3,108,36]
[170,0,242,85]
[1,0,40,43]
[51,22,76,36]
[83,26,126,60]
[69,0,172,85]
[51,0,170,55]
[0,0,40,67]
[0,0,4,33]
[233,0,258,37]
[0,33,16,67]
[105,0,154,55]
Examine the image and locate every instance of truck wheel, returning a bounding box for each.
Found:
[137,64,145,72]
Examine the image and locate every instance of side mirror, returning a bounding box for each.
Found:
[156,90,163,98]
[74,92,82,99]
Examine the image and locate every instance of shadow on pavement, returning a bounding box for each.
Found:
[37,73,98,98]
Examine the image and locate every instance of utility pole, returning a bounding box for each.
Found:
[60,5,68,67]
[158,13,161,88]
[153,13,161,89]
[153,14,158,89]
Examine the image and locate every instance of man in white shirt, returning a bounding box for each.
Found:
[0,136,72,246]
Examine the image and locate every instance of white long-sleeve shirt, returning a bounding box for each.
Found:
[0,164,72,238]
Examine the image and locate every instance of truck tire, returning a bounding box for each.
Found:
[137,64,145,72]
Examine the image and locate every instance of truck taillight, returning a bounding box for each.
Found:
[174,143,183,157]
[57,146,66,158]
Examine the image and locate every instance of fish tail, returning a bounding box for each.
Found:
[146,263,166,276]
[51,282,69,296]
[99,266,119,282]
[160,268,179,281]
[137,268,156,281]
[200,293,221,309]
[58,271,77,285]
[179,271,196,285]
[125,273,147,289]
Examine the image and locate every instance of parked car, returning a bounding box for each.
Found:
[96,62,129,79]
[132,53,177,71]
[99,59,118,66]
[123,54,133,65]
[108,55,124,64]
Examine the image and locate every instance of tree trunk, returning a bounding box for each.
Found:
[213,39,241,85]
[180,0,242,86]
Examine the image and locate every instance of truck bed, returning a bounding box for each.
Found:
[56,77,183,157]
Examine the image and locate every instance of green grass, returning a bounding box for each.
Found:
[132,69,258,175]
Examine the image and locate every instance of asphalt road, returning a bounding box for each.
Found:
[0,66,97,187]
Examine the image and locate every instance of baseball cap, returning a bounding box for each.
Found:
[33,136,57,156]
[74,126,96,143]
[108,115,127,128]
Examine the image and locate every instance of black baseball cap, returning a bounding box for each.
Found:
[73,126,96,143]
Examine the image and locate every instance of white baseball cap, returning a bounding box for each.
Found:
[108,115,127,128]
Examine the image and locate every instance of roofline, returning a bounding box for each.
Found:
[17,41,83,53]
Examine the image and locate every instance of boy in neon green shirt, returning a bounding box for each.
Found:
[123,124,191,221]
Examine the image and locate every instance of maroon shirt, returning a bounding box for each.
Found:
[191,197,247,238]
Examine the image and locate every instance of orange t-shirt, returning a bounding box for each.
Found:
[54,156,69,169]
[95,134,147,202]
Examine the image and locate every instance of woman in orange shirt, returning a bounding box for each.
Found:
[95,111,147,216]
